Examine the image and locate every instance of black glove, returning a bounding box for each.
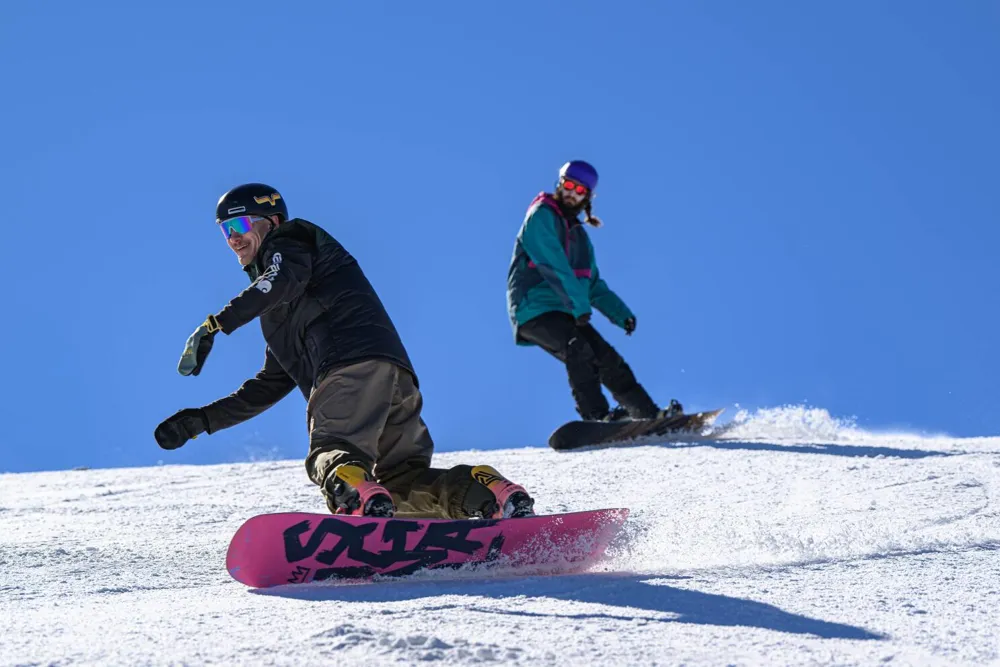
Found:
[575,313,592,326]
[178,315,221,376]
[624,317,636,336]
[154,408,209,450]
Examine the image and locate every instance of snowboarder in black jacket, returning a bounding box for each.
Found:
[154,183,534,520]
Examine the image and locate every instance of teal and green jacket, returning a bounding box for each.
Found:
[506,192,634,344]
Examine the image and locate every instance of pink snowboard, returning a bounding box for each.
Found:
[226,508,629,588]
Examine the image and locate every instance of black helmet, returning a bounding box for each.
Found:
[216,183,288,222]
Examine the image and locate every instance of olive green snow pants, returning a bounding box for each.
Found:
[303,359,496,518]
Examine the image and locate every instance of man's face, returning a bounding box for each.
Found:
[218,215,274,266]
[556,177,590,207]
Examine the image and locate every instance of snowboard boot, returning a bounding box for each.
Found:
[323,463,396,518]
[471,465,536,519]
[613,385,662,420]
[657,399,684,420]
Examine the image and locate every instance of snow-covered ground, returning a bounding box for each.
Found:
[2,407,998,666]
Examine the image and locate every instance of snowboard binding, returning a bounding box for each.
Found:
[324,463,396,518]
[471,465,536,519]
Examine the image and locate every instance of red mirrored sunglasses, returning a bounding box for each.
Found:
[561,178,589,195]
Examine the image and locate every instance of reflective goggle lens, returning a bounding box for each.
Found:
[218,215,260,239]
[562,179,589,195]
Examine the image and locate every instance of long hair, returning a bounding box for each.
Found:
[583,199,603,228]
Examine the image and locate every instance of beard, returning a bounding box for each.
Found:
[556,196,586,219]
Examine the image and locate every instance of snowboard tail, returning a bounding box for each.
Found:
[226,508,628,588]
[548,408,726,451]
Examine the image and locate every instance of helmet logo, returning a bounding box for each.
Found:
[254,193,282,206]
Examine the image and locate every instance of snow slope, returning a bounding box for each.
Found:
[2,407,998,666]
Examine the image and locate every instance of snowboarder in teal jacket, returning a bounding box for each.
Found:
[506,160,682,422]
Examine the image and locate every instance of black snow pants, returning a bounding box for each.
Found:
[517,312,660,420]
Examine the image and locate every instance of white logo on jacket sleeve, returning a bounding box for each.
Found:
[253,253,282,293]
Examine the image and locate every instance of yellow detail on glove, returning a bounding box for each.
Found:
[205,314,222,334]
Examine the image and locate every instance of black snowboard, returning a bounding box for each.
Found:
[548,408,726,451]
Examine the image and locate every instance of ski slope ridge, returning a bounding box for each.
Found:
[1,406,998,666]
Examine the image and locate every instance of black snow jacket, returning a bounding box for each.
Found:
[201,218,415,433]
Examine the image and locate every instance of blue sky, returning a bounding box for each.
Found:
[2,1,997,473]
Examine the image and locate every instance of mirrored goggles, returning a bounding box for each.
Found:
[218,215,263,240]
[561,178,590,196]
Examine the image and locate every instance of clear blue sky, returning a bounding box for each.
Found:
[2,1,997,473]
